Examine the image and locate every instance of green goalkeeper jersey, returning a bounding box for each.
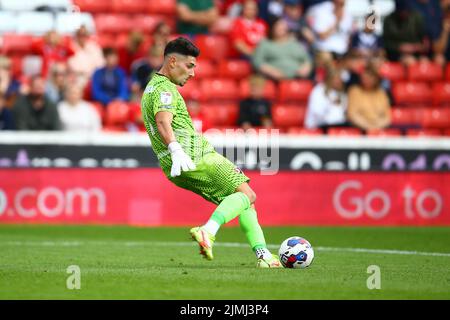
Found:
[141,73,215,176]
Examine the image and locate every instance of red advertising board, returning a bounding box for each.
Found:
[0,169,449,226]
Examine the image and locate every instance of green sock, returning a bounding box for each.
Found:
[210,192,251,225]
[239,207,267,251]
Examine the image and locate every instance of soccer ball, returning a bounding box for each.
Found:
[278,236,314,269]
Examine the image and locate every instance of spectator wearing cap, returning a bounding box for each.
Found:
[229,0,268,59]
[382,0,429,65]
[13,76,61,131]
[68,25,105,89]
[91,48,130,107]
[176,0,219,35]
[309,0,354,67]
[252,17,313,80]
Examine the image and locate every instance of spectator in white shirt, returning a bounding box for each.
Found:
[304,66,348,130]
[58,85,101,132]
[309,0,354,67]
[68,26,105,89]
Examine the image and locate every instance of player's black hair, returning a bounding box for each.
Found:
[164,37,200,58]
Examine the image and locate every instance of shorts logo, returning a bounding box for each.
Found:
[160,92,173,105]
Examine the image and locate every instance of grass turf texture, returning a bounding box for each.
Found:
[1,225,450,300]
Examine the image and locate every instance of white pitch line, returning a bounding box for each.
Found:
[3,240,450,258]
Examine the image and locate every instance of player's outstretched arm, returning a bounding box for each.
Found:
[155,111,196,177]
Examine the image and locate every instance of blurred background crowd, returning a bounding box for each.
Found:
[1,0,450,137]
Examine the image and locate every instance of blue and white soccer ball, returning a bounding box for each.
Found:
[278,236,314,269]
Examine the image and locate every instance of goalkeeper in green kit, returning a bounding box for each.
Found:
[141,37,281,268]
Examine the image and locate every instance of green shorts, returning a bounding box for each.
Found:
[167,151,250,205]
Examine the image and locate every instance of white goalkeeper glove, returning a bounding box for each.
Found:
[168,141,196,177]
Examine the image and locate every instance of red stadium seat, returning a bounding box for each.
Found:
[178,80,202,101]
[128,101,145,130]
[195,35,230,61]
[406,128,442,137]
[286,127,323,135]
[445,63,450,80]
[278,80,313,103]
[194,60,216,79]
[327,127,363,136]
[272,105,306,129]
[422,108,450,129]
[239,78,276,100]
[201,103,239,127]
[379,62,406,82]
[209,16,235,34]
[105,101,131,126]
[392,82,432,106]
[132,15,167,33]
[147,0,176,15]
[95,33,115,48]
[9,55,23,78]
[1,34,34,55]
[432,82,450,106]
[408,62,443,82]
[366,128,403,137]
[112,0,147,14]
[218,60,252,79]
[116,32,131,49]
[390,107,423,127]
[200,79,239,102]
[94,14,131,34]
[73,0,110,13]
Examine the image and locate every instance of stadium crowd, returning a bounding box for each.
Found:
[1,0,450,136]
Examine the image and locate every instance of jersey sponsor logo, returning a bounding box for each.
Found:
[160,92,173,105]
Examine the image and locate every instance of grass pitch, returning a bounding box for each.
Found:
[1,225,450,300]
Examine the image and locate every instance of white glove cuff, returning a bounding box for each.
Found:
[168,141,183,154]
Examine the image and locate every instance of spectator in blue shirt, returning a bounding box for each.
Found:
[350,11,385,64]
[92,47,130,106]
[131,45,165,93]
[0,94,15,130]
[411,0,443,42]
